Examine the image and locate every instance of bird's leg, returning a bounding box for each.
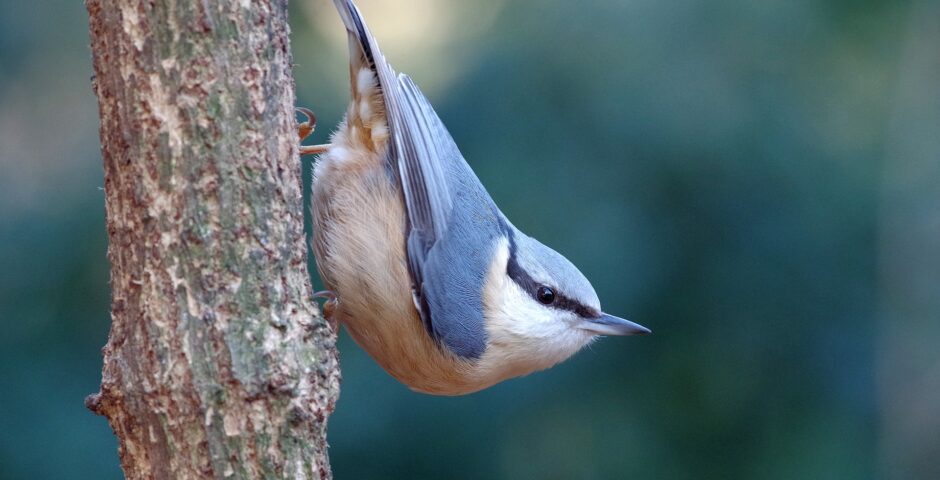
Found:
[300,144,331,156]
[313,290,340,331]
[297,107,331,156]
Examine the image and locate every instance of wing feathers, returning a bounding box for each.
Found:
[333,0,460,334]
[396,75,454,242]
[333,1,454,244]
[334,0,498,359]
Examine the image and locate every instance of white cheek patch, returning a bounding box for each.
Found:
[501,283,577,341]
[478,238,594,381]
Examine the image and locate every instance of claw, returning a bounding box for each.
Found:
[297,107,317,141]
[313,290,339,330]
[297,107,331,156]
[313,290,337,301]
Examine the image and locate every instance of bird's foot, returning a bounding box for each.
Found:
[313,290,339,331]
[297,107,317,141]
[297,107,331,156]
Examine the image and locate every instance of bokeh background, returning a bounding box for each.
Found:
[2,0,938,478]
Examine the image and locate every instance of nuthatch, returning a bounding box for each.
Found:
[299,0,650,395]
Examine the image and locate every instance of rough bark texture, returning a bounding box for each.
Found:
[85,0,340,478]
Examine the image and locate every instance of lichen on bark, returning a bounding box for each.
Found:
[85,0,340,478]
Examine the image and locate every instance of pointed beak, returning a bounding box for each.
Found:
[580,313,651,336]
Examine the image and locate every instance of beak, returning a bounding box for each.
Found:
[580,313,651,336]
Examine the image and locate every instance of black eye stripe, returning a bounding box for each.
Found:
[504,233,600,319]
[551,292,599,318]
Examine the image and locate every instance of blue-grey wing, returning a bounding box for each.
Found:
[395,76,506,359]
[334,0,504,358]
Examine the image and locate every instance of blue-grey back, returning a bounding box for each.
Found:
[414,131,508,358]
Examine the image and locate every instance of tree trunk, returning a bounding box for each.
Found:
[84,0,340,478]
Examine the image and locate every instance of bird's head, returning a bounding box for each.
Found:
[476,230,649,380]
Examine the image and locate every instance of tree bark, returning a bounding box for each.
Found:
[84,0,340,478]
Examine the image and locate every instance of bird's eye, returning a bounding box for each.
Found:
[536,286,556,305]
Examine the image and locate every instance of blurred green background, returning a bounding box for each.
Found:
[2,0,938,478]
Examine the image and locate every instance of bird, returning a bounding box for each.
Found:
[298,0,650,395]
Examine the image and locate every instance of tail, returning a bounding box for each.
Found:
[332,0,459,293]
[332,0,397,150]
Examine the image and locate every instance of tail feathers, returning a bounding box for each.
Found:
[333,0,395,149]
[333,0,378,74]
